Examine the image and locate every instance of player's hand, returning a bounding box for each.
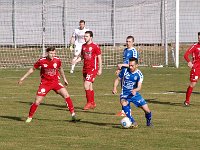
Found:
[64,80,69,86]
[117,64,123,70]
[69,45,73,51]
[71,59,76,65]
[115,69,120,76]
[18,79,23,85]
[131,90,136,96]
[97,69,102,76]
[188,62,193,68]
[112,89,117,94]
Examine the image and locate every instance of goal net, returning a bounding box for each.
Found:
[0,0,198,69]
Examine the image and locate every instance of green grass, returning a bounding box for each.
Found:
[1,67,200,150]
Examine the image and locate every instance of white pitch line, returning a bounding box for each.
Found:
[0,77,38,79]
[0,92,185,100]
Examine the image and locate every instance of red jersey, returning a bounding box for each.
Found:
[184,43,200,67]
[81,42,101,73]
[34,56,61,82]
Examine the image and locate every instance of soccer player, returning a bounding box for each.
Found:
[112,57,152,128]
[117,35,139,72]
[72,31,102,110]
[18,47,80,123]
[69,20,89,73]
[116,35,139,116]
[183,32,200,106]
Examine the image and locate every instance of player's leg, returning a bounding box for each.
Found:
[185,82,196,106]
[83,80,93,110]
[70,45,81,73]
[70,56,77,73]
[89,83,97,109]
[184,68,198,106]
[83,71,98,110]
[56,84,80,122]
[132,94,152,126]
[185,82,195,106]
[26,96,44,123]
[57,87,75,114]
[26,84,51,123]
[140,104,152,126]
[121,99,136,124]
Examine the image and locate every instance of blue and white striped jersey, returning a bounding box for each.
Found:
[119,68,143,97]
[123,47,139,64]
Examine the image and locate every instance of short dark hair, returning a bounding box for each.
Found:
[129,57,138,64]
[85,31,93,37]
[198,32,200,36]
[126,35,134,42]
[79,20,85,24]
[46,46,55,52]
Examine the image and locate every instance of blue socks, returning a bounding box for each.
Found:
[123,104,152,126]
[122,105,135,123]
[145,112,152,126]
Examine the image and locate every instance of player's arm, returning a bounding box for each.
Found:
[131,81,142,96]
[18,67,36,85]
[112,77,121,94]
[97,54,102,75]
[117,63,129,70]
[59,67,68,86]
[69,31,75,51]
[184,45,194,68]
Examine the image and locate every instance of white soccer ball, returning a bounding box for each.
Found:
[120,117,132,128]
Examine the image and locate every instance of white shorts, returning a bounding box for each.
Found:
[74,43,83,56]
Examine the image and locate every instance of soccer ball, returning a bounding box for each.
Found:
[120,117,132,128]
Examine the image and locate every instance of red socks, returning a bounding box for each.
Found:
[28,103,38,118]
[65,97,74,114]
[185,86,193,103]
[85,90,92,103]
[90,90,94,103]
[28,97,74,118]
[85,90,95,103]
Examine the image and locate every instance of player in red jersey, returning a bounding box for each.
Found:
[18,47,80,122]
[184,32,200,106]
[72,31,102,110]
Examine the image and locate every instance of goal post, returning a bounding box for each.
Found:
[175,0,180,68]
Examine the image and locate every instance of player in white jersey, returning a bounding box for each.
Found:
[69,20,89,73]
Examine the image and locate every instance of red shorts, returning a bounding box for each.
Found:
[190,67,200,82]
[36,81,64,96]
[83,70,98,82]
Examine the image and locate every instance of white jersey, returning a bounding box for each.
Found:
[72,27,89,45]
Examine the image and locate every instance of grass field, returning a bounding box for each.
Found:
[1,66,200,150]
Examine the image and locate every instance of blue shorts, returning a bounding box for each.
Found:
[120,93,147,107]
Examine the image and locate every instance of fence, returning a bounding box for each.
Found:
[0,0,199,68]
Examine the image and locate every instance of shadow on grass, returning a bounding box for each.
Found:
[0,115,24,121]
[56,107,115,115]
[68,120,119,127]
[18,101,115,115]
[146,98,181,106]
[18,101,66,108]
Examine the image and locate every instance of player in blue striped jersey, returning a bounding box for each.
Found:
[113,57,152,128]
[116,36,139,116]
[117,36,139,71]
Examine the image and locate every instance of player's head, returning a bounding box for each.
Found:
[126,36,134,48]
[79,20,85,30]
[129,57,138,72]
[46,46,56,60]
[198,32,200,43]
[84,31,93,44]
